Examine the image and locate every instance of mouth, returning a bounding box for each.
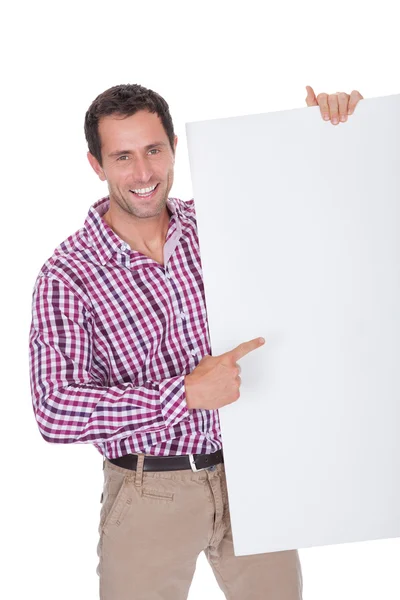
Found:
[129,183,159,199]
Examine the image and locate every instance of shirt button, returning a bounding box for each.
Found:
[180,312,187,320]
[191,349,197,356]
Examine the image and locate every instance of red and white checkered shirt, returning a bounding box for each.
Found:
[29,196,222,459]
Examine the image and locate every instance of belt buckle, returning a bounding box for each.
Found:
[189,454,206,472]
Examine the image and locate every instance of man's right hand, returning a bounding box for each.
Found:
[184,337,265,410]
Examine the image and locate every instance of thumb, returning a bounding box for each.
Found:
[305,85,318,107]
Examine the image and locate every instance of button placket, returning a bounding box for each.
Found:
[164,263,195,361]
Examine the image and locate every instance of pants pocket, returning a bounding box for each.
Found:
[100,470,132,536]
[142,488,174,502]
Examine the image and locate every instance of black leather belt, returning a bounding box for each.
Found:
[109,449,224,472]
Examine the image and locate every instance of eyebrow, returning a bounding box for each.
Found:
[108,142,168,158]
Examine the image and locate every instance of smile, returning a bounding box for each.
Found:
[130,184,159,198]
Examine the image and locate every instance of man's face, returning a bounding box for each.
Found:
[88,110,177,219]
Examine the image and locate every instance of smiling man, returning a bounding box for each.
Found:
[87,109,178,264]
[29,83,363,600]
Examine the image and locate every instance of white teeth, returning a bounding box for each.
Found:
[132,184,157,194]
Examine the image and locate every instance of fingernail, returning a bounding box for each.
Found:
[340,115,347,122]
[323,114,330,120]
[259,338,265,344]
[332,118,338,124]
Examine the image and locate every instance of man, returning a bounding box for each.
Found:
[29,83,363,599]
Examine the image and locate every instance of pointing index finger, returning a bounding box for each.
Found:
[227,337,265,362]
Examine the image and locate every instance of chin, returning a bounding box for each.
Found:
[133,202,167,219]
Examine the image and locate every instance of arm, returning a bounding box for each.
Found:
[29,276,191,445]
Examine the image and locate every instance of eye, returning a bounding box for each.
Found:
[148,148,160,155]
[117,155,129,161]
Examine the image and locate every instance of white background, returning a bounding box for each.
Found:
[1,0,399,598]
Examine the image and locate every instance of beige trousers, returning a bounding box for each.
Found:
[97,455,303,599]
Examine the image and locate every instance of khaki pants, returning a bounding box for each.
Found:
[97,455,303,599]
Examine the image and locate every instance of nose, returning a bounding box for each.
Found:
[133,155,153,184]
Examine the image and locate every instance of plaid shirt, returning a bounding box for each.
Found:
[29,196,222,459]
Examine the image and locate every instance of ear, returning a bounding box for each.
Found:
[87,151,107,182]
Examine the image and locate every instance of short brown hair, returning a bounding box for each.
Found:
[84,83,175,166]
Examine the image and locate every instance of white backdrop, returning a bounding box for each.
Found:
[2,0,400,598]
[186,93,400,555]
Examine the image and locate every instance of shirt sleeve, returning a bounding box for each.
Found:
[29,275,191,444]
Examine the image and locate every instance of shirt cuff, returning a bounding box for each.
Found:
[159,375,191,428]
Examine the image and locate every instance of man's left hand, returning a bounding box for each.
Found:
[305,86,364,125]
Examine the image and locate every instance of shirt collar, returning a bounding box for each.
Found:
[84,195,183,267]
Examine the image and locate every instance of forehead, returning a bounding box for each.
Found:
[98,110,168,151]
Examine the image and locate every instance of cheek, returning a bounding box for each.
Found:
[165,162,174,183]
[111,171,130,188]
[158,158,174,178]
[106,164,130,182]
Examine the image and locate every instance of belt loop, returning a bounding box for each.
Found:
[102,444,107,470]
[135,454,145,491]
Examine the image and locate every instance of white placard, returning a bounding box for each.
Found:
[186,94,400,556]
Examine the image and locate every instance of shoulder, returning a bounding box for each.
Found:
[32,227,93,303]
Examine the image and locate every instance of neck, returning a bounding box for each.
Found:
[103,200,171,265]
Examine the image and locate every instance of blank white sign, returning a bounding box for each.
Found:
[186,94,400,556]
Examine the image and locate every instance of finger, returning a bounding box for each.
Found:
[337,92,349,122]
[316,93,330,121]
[225,337,265,363]
[305,85,318,107]
[328,94,339,125]
[236,376,242,387]
[348,90,364,115]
